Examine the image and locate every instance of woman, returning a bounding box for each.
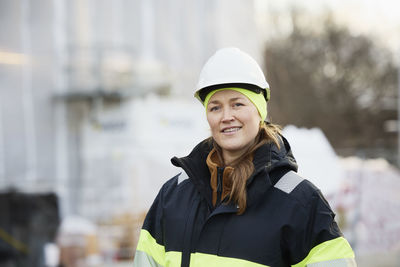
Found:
[133,47,356,267]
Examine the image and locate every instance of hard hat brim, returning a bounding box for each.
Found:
[196,83,270,103]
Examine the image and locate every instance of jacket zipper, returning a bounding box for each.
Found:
[216,167,224,205]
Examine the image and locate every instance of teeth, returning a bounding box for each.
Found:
[223,127,240,133]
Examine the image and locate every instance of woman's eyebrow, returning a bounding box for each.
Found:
[209,96,245,104]
[208,100,220,105]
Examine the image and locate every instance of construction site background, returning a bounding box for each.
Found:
[1,0,400,266]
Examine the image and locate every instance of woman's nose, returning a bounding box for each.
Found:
[221,108,234,122]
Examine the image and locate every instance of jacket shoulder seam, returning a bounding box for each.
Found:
[273,172,322,210]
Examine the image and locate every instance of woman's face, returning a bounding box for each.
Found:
[206,90,261,163]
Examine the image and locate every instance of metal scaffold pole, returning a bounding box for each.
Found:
[398,46,400,168]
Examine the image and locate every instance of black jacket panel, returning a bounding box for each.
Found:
[140,136,348,267]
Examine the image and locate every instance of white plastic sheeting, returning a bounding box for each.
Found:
[282,125,344,195]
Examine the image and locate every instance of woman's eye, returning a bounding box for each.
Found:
[209,106,219,112]
[234,103,244,107]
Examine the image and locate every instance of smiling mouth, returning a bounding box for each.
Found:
[221,127,241,133]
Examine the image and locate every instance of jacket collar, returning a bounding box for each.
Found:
[171,135,298,208]
[171,139,214,207]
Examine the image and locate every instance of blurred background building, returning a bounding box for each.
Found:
[0,0,399,266]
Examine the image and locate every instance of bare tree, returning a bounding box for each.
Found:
[264,14,398,161]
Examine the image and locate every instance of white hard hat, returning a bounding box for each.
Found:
[195,47,270,103]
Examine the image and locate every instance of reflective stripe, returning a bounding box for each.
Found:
[165,251,181,266]
[133,250,164,267]
[135,229,181,267]
[274,171,303,193]
[136,229,165,266]
[190,252,269,267]
[133,250,182,267]
[177,170,189,185]
[292,237,355,267]
[307,258,357,267]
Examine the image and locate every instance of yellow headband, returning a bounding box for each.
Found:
[204,87,267,122]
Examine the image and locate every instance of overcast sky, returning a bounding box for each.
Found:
[255,0,400,54]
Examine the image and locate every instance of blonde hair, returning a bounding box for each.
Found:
[210,122,281,215]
